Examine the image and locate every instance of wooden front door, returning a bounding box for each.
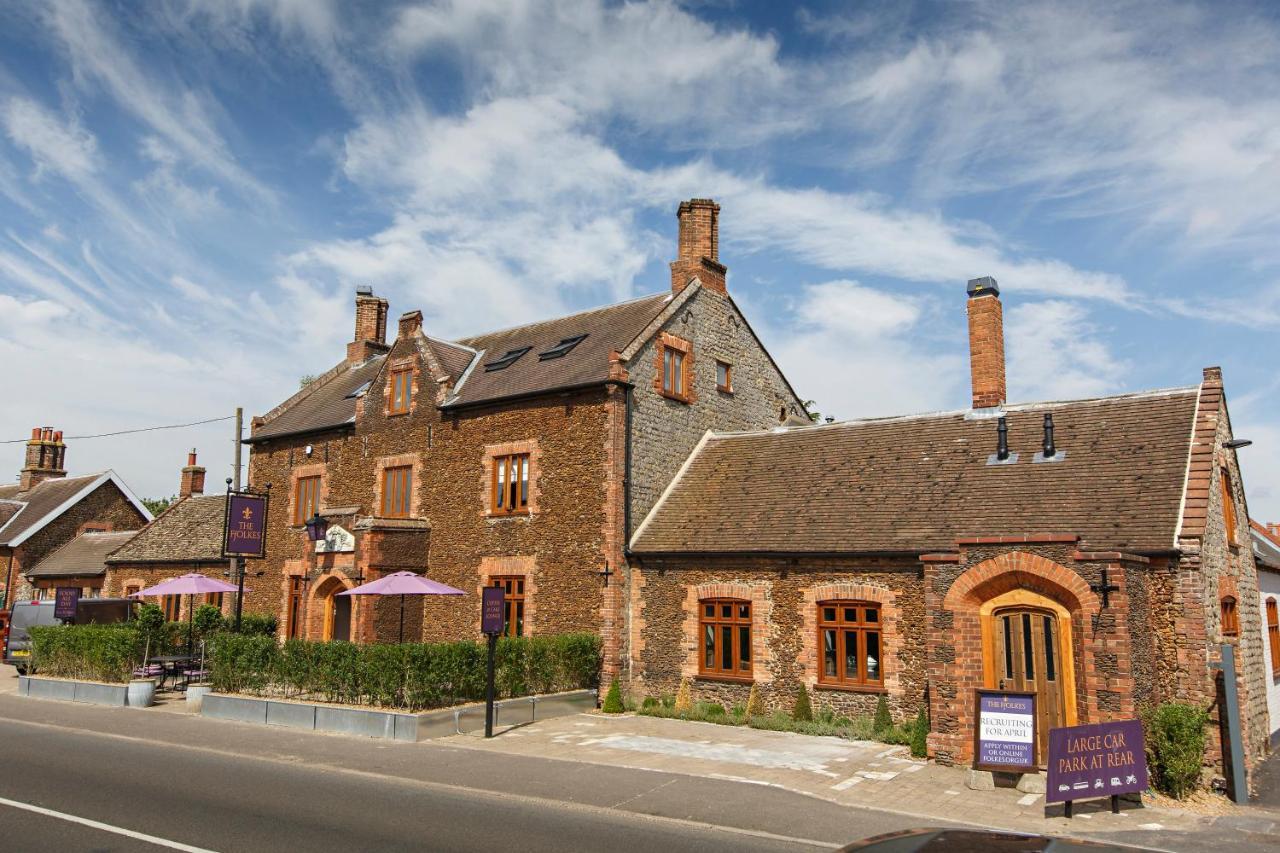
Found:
[995,607,1066,764]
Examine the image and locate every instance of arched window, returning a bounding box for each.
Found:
[1267,598,1280,679]
[1221,595,1239,637]
[818,601,883,688]
[699,598,751,678]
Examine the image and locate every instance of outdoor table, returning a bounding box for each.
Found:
[150,655,194,691]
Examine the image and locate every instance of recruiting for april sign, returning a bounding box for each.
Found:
[1046,720,1148,804]
[222,491,268,559]
[973,689,1037,772]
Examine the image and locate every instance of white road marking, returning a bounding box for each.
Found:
[0,795,219,852]
[1137,823,1164,831]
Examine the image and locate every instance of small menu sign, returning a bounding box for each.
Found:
[974,689,1038,772]
[222,492,268,559]
[481,586,505,635]
[1047,720,1148,804]
[54,587,80,620]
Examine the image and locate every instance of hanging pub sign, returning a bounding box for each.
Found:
[222,490,269,559]
[1047,720,1148,808]
[973,689,1038,772]
[54,586,81,620]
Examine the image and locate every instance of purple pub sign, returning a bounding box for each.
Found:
[222,492,268,559]
[1047,720,1148,804]
[481,586,505,635]
[54,587,80,620]
[974,690,1037,772]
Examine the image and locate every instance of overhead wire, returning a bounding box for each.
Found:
[0,414,236,444]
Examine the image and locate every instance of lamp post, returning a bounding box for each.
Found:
[304,513,328,640]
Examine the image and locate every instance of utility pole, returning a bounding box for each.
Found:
[230,407,244,631]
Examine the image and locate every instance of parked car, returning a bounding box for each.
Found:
[3,598,137,674]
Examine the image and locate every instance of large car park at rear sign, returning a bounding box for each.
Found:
[1047,719,1148,804]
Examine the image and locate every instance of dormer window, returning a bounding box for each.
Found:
[539,334,587,361]
[485,347,531,372]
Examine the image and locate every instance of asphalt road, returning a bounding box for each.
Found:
[0,688,949,853]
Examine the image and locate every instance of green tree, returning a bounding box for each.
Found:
[602,678,625,713]
[142,495,176,516]
[792,684,813,722]
[910,705,929,758]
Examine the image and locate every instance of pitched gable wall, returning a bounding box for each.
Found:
[627,286,806,526]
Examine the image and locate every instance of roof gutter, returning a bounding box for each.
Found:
[242,421,355,446]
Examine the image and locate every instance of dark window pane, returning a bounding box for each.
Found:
[721,604,732,619]
[844,630,859,682]
[865,608,879,624]
[739,626,751,669]
[844,607,858,622]
[866,631,881,682]
[1003,616,1013,679]
[721,626,733,670]
[738,603,750,620]
[704,625,714,667]
[704,603,714,618]
[823,607,836,622]
[1043,617,1056,681]
[1022,613,1035,679]
[823,629,837,677]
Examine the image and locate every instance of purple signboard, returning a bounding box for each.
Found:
[222,492,268,559]
[1047,720,1148,804]
[54,587,80,620]
[481,586,505,635]
[974,690,1037,772]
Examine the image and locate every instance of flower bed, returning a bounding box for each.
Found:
[209,633,601,712]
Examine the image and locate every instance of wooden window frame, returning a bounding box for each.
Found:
[490,453,531,516]
[162,595,181,621]
[715,360,733,394]
[1221,469,1238,547]
[1221,595,1239,637]
[660,344,691,402]
[293,475,321,526]
[1267,598,1280,680]
[286,577,305,640]
[381,465,413,518]
[817,601,885,691]
[490,576,526,637]
[204,592,224,611]
[123,584,141,599]
[698,598,753,680]
[390,367,413,415]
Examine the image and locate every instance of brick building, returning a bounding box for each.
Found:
[0,427,151,609]
[630,277,1269,785]
[102,451,233,620]
[243,199,804,666]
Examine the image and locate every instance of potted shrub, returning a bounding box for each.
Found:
[128,604,165,708]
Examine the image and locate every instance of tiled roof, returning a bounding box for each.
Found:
[106,495,227,564]
[632,388,1201,555]
[1252,521,1280,572]
[250,356,385,442]
[444,292,671,408]
[26,531,139,578]
[0,501,22,528]
[0,474,108,546]
[426,337,477,383]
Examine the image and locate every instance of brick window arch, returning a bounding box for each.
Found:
[799,583,898,693]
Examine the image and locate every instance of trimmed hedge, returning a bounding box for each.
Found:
[30,625,143,683]
[1143,702,1209,799]
[209,633,601,711]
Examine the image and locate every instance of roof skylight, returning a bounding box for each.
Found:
[484,346,532,372]
[538,334,588,361]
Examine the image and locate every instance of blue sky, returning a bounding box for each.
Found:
[1,0,1278,520]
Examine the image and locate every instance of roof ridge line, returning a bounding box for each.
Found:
[453,291,668,344]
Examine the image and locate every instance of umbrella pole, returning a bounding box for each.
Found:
[188,594,195,658]
[399,594,405,644]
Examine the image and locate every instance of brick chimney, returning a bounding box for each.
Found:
[19,426,67,491]
[180,449,206,499]
[967,277,1006,410]
[670,198,726,295]
[347,286,390,364]
[397,310,423,340]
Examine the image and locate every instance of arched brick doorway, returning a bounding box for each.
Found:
[310,575,355,642]
[934,551,1100,765]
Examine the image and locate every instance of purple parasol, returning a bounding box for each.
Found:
[130,573,239,597]
[338,572,465,642]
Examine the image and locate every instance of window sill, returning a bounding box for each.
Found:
[658,390,692,404]
[716,386,734,396]
[487,512,531,520]
[388,409,410,417]
[815,682,887,695]
[695,673,754,685]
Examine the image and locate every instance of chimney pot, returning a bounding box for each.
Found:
[967,277,1006,409]
[670,198,726,295]
[996,416,1010,461]
[29,427,40,441]
[1042,413,1056,458]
